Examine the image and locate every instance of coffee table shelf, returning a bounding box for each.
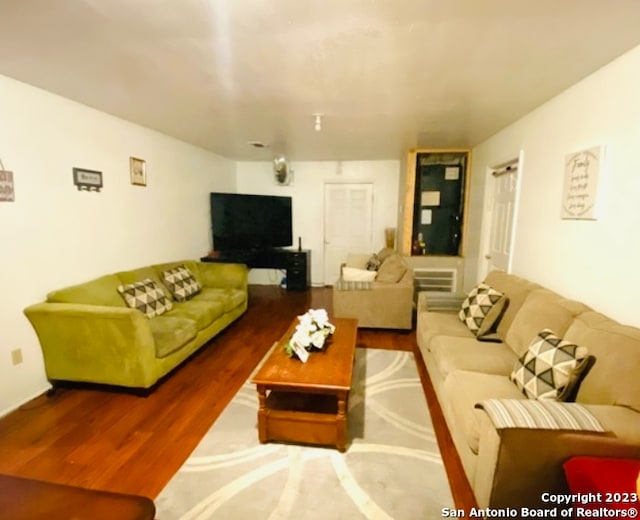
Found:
[266,391,338,414]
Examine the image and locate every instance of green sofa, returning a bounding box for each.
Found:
[24,260,248,390]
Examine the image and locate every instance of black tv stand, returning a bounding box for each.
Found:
[200,248,311,291]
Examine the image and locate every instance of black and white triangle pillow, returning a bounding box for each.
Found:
[162,265,201,302]
[510,329,589,400]
[117,278,173,318]
[458,282,506,337]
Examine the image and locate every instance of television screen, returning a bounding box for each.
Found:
[210,192,293,251]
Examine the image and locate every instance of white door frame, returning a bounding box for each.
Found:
[481,151,524,277]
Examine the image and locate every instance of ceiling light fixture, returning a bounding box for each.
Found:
[313,113,323,132]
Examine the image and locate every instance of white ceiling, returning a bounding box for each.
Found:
[2,1,640,161]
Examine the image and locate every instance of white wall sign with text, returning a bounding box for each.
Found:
[0,170,15,202]
[561,146,602,220]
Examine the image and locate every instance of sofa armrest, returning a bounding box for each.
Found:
[397,267,414,286]
[334,275,414,329]
[196,262,248,290]
[473,411,640,509]
[24,302,158,387]
[417,291,430,312]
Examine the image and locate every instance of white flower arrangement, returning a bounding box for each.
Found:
[286,308,335,362]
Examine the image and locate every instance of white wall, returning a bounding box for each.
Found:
[470,44,640,327]
[236,160,401,285]
[0,75,236,415]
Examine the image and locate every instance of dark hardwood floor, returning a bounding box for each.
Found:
[0,285,476,510]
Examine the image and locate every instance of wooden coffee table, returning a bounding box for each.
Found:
[251,317,358,452]
[0,474,155,520]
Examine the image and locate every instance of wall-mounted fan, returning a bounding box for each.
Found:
[273,156,293,186]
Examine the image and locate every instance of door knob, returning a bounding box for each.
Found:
[485,254,492,259]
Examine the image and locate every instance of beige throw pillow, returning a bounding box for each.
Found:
[365,254,381,271]
[376,247,395,264]
[375,254,408,283]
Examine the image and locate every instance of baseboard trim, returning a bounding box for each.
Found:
[0,383,52,419]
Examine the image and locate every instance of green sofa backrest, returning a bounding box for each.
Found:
[45,261,206,307]
[47,274,126,307]
[117,260,201,301]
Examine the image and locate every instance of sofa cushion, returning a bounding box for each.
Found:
[417,311,473,352]
[458,283,507,337]
[165,300,224,330]
[510,329,590,401]
[585,404,640,445]
[443,370,526,454]
[430,336,519,380]
[161,264,201,302]
[193,287,247,312]
[117,279,173,318]
[566,312,640,412]
[47,274,126,307]
[483,271,541,340]
[148,315,198,358]
[504,289,592,356]
[375,254,408,283]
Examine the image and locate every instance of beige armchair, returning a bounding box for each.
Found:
[332,251,413,330]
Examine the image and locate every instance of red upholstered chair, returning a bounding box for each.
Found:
[563,456,640,513]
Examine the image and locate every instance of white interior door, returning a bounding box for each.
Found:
[486,163,518,273]
[323,183,373,284]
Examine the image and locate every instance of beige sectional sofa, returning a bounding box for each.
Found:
[416,270,640,508]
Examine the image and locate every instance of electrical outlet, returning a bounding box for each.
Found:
[11,348,23,366]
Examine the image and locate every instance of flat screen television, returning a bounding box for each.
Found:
[210,192,293,252]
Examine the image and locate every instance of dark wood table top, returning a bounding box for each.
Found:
[252,317,358,392]
[0,474,156,520]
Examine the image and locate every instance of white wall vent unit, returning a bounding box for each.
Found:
[413,268,457,294]
[413,268,462,311]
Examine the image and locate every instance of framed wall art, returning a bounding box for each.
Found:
[0,159,15,202]
[561,146,603,220]
[130,157,146,186]
[73,167,103,192]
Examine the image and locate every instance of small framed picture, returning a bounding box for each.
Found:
[130,157,146,186]
[73,167,103,192]
[0,169,15,201]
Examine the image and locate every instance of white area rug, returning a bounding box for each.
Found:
[156,348,454,519]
